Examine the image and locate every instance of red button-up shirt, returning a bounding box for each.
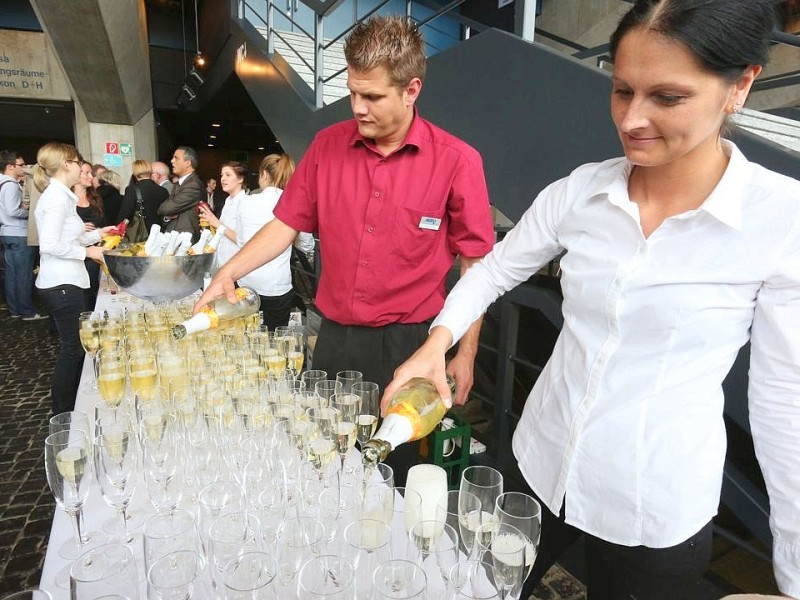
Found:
[274,113,495,326]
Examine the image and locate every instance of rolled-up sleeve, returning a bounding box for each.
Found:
[749,215,800,598]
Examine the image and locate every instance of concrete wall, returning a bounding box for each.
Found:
[0,29,71,101]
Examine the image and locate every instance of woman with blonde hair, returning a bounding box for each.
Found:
[96,168,123,223]
[119,159,169,230]
[34,142,113,414]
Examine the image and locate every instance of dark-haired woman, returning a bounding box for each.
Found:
[200,156,298,329]
[74,161,106,309]
[386,1,800,598]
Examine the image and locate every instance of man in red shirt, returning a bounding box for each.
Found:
[197,15,494,484]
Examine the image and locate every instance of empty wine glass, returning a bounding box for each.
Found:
[315,379,343,404]
[344,518,393,599]
[94,430,138,543]
[147,549,207,600]
[207,512,261,588]
[221,551,278,599]
[372,559,427,599]
[301,370,328,393]
[277,516,326,589]
[335,370,363,394]
[69,543,139,599]
[0,590,53,600]
[448,559,502,600]
[298,555,354,599]
[143,509,200,575]
[407,520,459,593]
[44,429,93,577]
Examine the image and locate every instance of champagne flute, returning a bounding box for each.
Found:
[493,492,541,577]
[435,489,481,556]
[332,393,360,472]
[473,522,530,600]
[448,559,502,600]
[221,551,278,599]
[336,370,363,394]
[94,430,137,543]
[460,466,503,532]
[69,543,139,599]
[344,518,393,598]
[407,520,459,592]
[97,349,128,409]
[298,555,354,599]
[143,509,201,576]
[0,592,53,600]
[146,549,207,600]
[372,559,427,599]
[301,369,328,393]
[44,429,92,571]
[277,517,326,589]
[315,379,343,405]
[352,381,380,447]
[78,312,101,392]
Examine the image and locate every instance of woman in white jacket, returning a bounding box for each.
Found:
[33,143,112,414]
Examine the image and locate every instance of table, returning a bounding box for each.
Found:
[38,287,431,598]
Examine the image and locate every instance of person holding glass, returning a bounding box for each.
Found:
[384,1,800,598]
[199,157,299,330]
[196,16,495,486]
[34,143,113,414]
[73,161,106,309]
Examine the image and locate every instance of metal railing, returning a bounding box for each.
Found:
[239,0,475,107]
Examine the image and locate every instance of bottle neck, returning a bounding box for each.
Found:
[172,312,212,339]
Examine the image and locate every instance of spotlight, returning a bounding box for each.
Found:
[181,85,197,101]
[189,67,204,86]
[194,54,207,68]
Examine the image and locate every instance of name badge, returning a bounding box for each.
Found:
[418,216,441,231]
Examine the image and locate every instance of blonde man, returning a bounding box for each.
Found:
[198,16,494,485]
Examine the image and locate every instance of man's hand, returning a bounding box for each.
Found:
[194,273,238,314]
[380,326,453,415]
[446,351,474,406]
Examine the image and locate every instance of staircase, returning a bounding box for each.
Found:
[255,27,350,106]
[733,108,800,154]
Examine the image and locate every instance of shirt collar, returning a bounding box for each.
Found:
[50,177,78,202]
[697,140,745,230]
[349,107,423,153]
[178,172,193,185]
[592,140,747,231]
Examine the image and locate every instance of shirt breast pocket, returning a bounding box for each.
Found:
[390,206,443,266]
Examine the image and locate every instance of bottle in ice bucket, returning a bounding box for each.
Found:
[361,374,456,467]
[171,287,260,339]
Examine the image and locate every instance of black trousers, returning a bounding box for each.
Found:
[312,317,431,487]
[258,290,294,331]
[39,284,87,415]
[521,485,714,600]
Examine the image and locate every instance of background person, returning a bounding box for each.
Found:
[34,143,112,414]
[119,159,169,230]
[204,177,227,217]
[385,1,800,597]
[0,150,43,320]
[151,161,174,195]
[158,146,203,241]
[197,16,495,486]
[73,161,106,309]
[96,169,123,224]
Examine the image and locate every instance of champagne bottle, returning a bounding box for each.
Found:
[171,287,261,339]
[361,375,456,467]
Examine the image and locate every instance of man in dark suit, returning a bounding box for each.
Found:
[157,147,203,241]
[204,178,227,218]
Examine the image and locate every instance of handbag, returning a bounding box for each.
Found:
[124,183,149,243]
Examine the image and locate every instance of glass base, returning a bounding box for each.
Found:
[102,509,149,537]
[56,530,106,560]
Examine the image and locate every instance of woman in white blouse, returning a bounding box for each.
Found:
[386,1,800,598]
[33,143,112,414]
[200,155,302,330]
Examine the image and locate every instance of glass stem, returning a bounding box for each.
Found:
[69,509,86,549]
[119,506,132,544]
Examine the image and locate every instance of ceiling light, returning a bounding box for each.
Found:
[209,135,217,139]
[257,147,265,150]
[212,123,221,128]
[207,144,214,147]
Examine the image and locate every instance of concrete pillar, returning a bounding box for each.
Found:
[29,0,157,183]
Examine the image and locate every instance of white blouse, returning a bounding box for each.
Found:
[35,178,102,289]
[432,141,800,596]
[215,190,245,269]
[235,187,293,297]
